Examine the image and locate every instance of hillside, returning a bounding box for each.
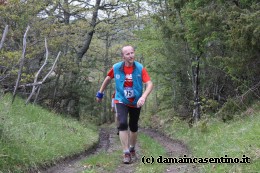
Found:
[0,94,259,173]
[141,102,260,172]
[0,94,99,173]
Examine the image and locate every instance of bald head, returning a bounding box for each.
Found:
[121,45,135,66]
[121,46,135,56]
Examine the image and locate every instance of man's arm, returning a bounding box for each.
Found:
[96,76,112,102]
[142,81,153,99]
[137,80,153,107]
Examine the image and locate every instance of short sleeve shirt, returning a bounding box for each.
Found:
[107,65,151,104]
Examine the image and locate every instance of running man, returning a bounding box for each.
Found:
[96,45,153,164]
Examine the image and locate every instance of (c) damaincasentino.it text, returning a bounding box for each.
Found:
[142,155,250,164]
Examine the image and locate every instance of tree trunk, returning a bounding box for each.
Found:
[192,55,201,123]
[77,0,101,63]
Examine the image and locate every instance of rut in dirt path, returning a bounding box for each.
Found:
[113,127,197,173]
[140,128,197,173]
[40,127,197,173]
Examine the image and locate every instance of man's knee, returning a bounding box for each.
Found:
[118,122,128,131]
[129,125,138,132]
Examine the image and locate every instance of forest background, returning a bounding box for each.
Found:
[0,0,259,125]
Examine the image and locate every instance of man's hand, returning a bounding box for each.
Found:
[96,76,112,102]
[137,97,146,108]
[96,97,102,102]
[137,81,153,108]
[96,91,104,102]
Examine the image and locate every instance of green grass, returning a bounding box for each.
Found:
[157,103,260,173]
[81,150,122,173]
[81,126,122,173]
[135,133,167,173]
[1,92,259,173]
[0,94,99,173]
[81,125,167,173]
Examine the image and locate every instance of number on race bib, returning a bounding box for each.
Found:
[124,87,135,98]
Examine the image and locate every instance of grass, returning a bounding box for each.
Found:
[81,126,122,173]
[154,102,260,173]
[135,133,167,173]
[81,124,167,173]
[0,94,99,173]
[1,92,259,173]
[81,150,122,172]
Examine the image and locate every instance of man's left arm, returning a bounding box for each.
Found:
[137,81,153,108]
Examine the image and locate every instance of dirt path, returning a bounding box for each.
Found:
[40,127,196,173]
[140,128,196,173]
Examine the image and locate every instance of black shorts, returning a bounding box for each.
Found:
[115,103,141,132]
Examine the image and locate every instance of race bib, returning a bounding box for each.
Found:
[124,87,135,98]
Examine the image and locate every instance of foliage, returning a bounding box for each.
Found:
[217,98,242,122]
[1,0,102,119]
[134,0,260,120]
[0,0,259,123]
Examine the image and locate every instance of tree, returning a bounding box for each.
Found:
[134,0,259,123]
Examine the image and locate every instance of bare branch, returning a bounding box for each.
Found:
[240,81,260,100]
[26,38,49,104]
[33,38,49,85]
[25,50,61,104]
[12,26,30,104]
[0,25,8,50]
[42,51,61,82]
[33,85,42,104]
[26,85,39,105]
[21,82,43,87]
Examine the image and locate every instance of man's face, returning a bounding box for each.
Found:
[122,46,135,65]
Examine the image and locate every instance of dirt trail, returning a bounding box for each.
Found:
[40,127,196,173]
[140,128,196,173]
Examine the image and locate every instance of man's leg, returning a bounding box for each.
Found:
[119,130,129,151]
[129,131,137,147]
[115,112,119,135]
[116,103,131,163]
[129,106,141,147]
[128,107,141,161]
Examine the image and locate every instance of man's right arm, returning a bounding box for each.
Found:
[96,76,112,102]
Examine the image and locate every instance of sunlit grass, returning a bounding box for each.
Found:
[0,94,99,172]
